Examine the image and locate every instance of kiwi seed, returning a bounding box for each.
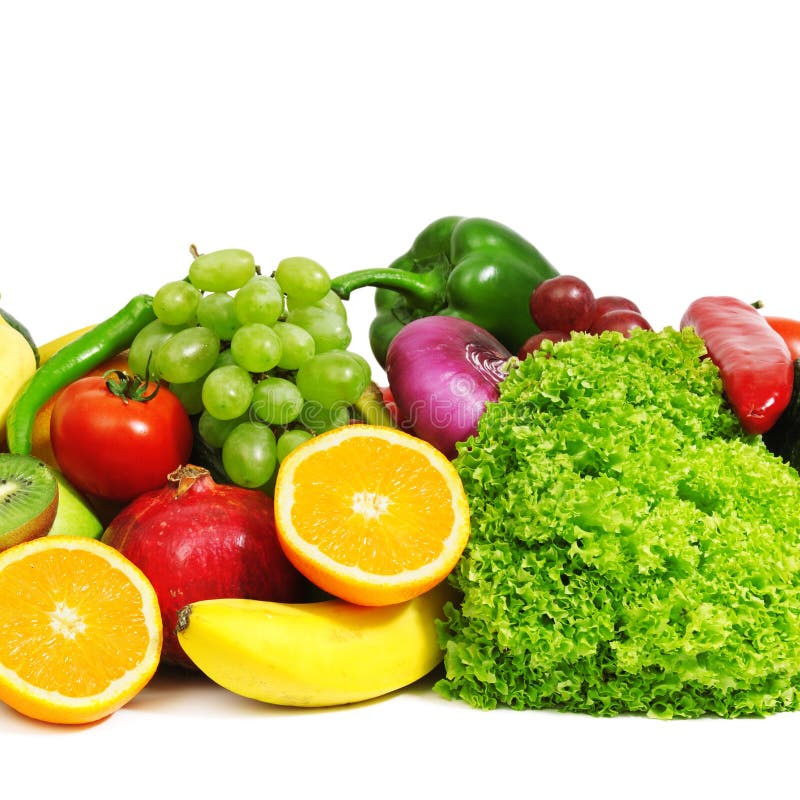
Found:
[0,453,59,552]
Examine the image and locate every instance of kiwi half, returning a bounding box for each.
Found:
[0,453,58,552]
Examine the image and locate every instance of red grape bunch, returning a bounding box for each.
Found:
[518,275,652,359]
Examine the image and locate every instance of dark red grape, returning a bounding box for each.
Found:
[517,330,570,359]
[593,295,641,319]
[590,309,652,337]
[529,275,596,333]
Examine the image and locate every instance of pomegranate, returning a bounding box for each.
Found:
[101,465,310,668]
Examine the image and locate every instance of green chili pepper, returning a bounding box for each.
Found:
[330,217,559,367]
[6,294,156,456]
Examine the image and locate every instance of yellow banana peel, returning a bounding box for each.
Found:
[37,324,96,364]
[176,581,457,707]
[0,319,37,446]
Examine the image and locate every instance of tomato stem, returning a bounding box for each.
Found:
[104,355,160,403]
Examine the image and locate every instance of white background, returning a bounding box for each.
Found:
[2,1,799,798]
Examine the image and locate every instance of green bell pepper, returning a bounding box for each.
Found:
[331,216,559,367]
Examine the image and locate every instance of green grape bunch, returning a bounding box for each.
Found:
[128,247,374,492]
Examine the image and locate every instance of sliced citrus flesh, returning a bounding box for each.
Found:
[274,425,471,606]
[0,536,162,724]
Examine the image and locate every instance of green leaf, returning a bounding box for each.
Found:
[437,328,800,718]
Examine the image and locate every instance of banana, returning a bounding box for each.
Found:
[37,324,95,364]
[175,580,457,707]
[0,315,37,445]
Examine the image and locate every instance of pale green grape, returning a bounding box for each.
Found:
[222,422,277,488]
[201,364,255,420]
[128,319,187,377]
[153,281,201,326]
[230,323,282,373]
[273,321,315,370]
[156,326,220,383]
[197,292,240,341]
[343,351,372,387]
[298,400,351,434]
[275,256,331,307]
[315,290,347,318]
[233,275,283,326]
[198,409,246,449]
[168,376,207,415]
[189,248,255,292]
[213,348,237,369]
[276,429,313,462]
[295,350,370,408]
[286,306,351,353]
[251,377,303,426]
[287,289,347,319]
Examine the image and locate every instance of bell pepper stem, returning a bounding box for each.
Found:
[331,267,445,310]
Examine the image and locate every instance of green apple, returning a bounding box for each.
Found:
[48,470,104,539]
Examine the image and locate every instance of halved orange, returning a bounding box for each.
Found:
[0,536,162,724]
[274,424,471,606]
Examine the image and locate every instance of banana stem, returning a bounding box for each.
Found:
[353,382,397,428]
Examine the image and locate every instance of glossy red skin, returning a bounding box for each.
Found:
[590,309,653,337]
[529,275,596,333]
[593,295,641,318]
[379,385,400,422]
[681,297,794,435]
[378,386,414,431]
[517,330,570,359]
[50,376,193,503]
[766,316,800,361]
[102,469,310,668]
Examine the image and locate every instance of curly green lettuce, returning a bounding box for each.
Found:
[435,326,800,718]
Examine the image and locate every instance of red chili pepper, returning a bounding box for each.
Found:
[680,296,794,435]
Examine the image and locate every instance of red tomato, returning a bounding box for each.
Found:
[50,375,193,502]
[379,385,415,432]
[766,316,800,361]
[379,385,398,422]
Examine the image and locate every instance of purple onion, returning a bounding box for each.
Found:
[385,316,512,458]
